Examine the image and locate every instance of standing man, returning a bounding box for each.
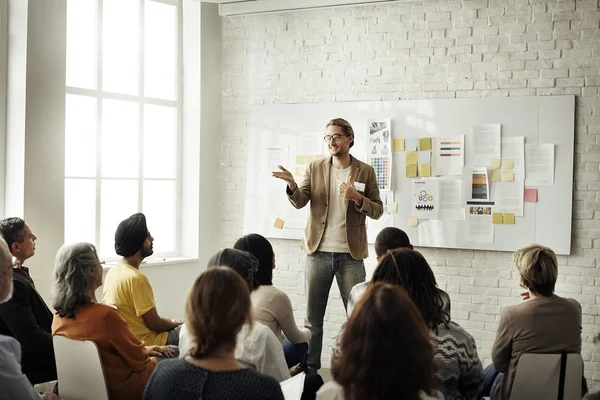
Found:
[103,213,182,348]
[272,118,383,370]
[0,217,57,384]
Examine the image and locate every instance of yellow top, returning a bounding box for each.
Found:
[102,262,168,346]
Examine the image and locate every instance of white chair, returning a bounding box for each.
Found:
[510,353,583,400]
[53,335,109,400]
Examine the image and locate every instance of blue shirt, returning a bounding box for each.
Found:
[0,334,41,400]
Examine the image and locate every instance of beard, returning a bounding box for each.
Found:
[140,245,154,258]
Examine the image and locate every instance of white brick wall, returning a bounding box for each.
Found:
[220,0,600,385]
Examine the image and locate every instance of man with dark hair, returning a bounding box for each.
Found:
[0,217,57,384]
[102,213,182,347]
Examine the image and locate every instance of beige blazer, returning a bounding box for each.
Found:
[287,155,383,260]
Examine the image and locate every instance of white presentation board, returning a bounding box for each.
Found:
[243,96,574,255]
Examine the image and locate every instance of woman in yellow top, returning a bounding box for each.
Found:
[51,242,172,400]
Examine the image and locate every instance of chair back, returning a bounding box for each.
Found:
[511,353,583,400]
[53,335,110,400]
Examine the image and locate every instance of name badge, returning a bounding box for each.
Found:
[354,182,366,192]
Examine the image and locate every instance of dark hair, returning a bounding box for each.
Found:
[186,267,252,358]
[332,283,437,400]
[207,248,259,291]
[0,217,26,251]
[326,118,355,148]
[373,248,449,333]
[233,234,274,286]
[374,227,411,258]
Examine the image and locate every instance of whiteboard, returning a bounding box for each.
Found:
[243,96,574,255]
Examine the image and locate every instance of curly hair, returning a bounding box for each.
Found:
[332,283,437,400]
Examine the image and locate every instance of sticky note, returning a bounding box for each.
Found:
[503,213,515,224]
[502,170,514,182]
[295,167,304,176]
[490,170,502,182]
[405,137,418,151]
[408,216,419,227]
[492,213,503,224]
[393,138,405,152]
[273,218,285,229]
[388,203,398,214]
[306,155,315,163]
[419,164,432,177]
[524,188,538,202]
[502,159,515,169]
[418,151,432,164]
[406,152,418,165]
[419,138,432,151]
[296,155,306,165]
[406,164,418,178]
[490,159,501,170]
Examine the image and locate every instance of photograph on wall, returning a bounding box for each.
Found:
[368,119,393,191]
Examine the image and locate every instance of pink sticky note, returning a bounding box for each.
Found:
[524,188,538,202]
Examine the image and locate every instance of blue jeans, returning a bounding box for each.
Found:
[283,339,308,369]
[305,251,365,369]
[481,364,503,400]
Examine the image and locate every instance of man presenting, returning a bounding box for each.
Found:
[272,118,383,370]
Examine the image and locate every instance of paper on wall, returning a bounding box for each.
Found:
[501,137,525,180]
[467,124,501,167]
[433,135,464,176]
[465,208,494,243]
[418,220,446,247]
[525,144,555,186]
[438,178,465,220]
[412,179,440,219]
[467,166,490,201]
[492,179,524,216]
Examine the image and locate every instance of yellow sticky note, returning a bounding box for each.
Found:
[406,164,418,178]
[419,138,432,151]
[491,170,502,182]
[296,155,305,165]
[406,152,418,165]
[393,138,405,152]
[408,216,419,227]
[502,159,515,169]
[492,213,503,224]
[388,203,398,214]
[490,159,501,170]
[502,170,515,182]
[419,164,432,177]
[273,218,285,229]
[503,213,515,224]
[295,167,304,176]
[306,156,315,163]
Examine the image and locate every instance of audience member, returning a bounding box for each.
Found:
[52,242,167,400]
[0,217,57,384]
[179,248,290,382]
[317,283,443,400]
[143,267,284,400]
[234,233,311,369]
[0,235,59,399]
[103,213,182,347]
[480,244,585,400]
[346,227,450,316]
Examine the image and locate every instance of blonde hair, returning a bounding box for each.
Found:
[513,244,558,296]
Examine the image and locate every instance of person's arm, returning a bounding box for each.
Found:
[274,292,311,344]
[353,166,383,220]
[491,309,513,372]
[132,279,181,334]
[0,338,46,400]
[286,163,312,209]
[458,335,484,399]
[141,308,181,333]
[0,280,53,355]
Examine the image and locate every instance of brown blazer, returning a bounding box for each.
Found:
[287,155,383,260]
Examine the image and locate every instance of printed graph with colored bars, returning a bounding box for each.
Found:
[370,157,391,191]
[439,141,461,157]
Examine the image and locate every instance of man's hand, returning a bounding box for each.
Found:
[339,182,363,206]
[272,165,297,192]
[146,345,175,358]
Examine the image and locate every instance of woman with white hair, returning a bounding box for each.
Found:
[51,242,170,400]
[0,236,59,399]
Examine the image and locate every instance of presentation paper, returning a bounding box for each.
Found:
[466,207,494,243]
[412,180,440,220]
[501,137,525,180]
[418,220,446,247]
[525,144,555,186]
[280,373,306,400]
[492,179,524,216]
[438,178,465,220]
[469,167,490,201]
[467,124,501,167]
[434,135,464,176]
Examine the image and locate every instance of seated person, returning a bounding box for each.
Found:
[52,242,171,400]
[179,248,290,382]
[102,213,182,347]
[334,249,483,399]
[0,235,59,399]
[480,244,585,400]
[234,233,311,369]
[0,217,57,385]
[346,227,450,316]
[143,267,284,400]
[317,283,443,400]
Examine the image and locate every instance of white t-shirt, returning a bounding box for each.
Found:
[178,322,291,383]
[316,381,444,400]
[318,165,351,253]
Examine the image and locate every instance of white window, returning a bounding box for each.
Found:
[64,0,182,259]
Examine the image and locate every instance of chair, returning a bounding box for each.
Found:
[510,353,583,400]
[53,335,109,400]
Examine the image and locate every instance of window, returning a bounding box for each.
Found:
[64,0,182,259]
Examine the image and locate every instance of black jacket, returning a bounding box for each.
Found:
[0,269,57,384]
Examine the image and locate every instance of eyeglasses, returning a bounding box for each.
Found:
[323,133,349,143]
